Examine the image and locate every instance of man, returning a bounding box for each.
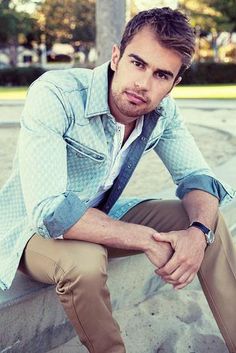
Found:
[0,7,235,353]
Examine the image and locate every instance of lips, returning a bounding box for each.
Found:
[125,90,147,105]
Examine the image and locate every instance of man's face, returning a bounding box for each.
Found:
[109,26,182,124]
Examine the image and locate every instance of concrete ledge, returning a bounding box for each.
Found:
[0,278,75,353]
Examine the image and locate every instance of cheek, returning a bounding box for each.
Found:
[151,82,173,98]
[149,89,169,106]
[150,89,165,101]
[118,66,137,86]
[113,70,128,88]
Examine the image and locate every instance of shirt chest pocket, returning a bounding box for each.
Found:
[144,135,161,154]
[65,136,105,163]
[65,137,107,193]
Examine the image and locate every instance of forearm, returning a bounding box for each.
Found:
[64,207,153,251]
[182,189,219,229]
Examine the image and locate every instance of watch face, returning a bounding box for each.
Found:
[207,230,215,244]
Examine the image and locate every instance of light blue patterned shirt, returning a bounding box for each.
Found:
[0,62,235,291]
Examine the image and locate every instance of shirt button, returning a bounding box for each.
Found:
[141,136,146,141]
[127,163,132,169]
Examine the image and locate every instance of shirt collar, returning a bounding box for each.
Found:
[85,61,111,118]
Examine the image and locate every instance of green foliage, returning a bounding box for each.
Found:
[182,62,236,84]
[0,67,45,86]
[179,0,236,33]
[207,0,236,32]
[0,1,37,44]
[37,0,96,47]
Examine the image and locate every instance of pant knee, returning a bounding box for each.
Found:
[56,264,108,298]
[55,247,108,295]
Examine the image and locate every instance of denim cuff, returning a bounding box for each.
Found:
[43,192,88,238]
[176,174,227,201]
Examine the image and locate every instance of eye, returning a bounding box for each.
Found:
[155,71,169,80]
[131,60,144,68]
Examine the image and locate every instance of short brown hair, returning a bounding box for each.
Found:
[120,7,196,77]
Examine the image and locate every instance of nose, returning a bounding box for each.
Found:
[134,72,152,91]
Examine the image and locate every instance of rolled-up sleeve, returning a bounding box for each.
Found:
[154,98,235,206]
[19,78,88,238]
[176,174,228,200]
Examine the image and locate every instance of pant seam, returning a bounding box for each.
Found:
[70,288,96,353]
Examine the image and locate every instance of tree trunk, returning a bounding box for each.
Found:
[96,0,126,65]
[8,38,18,67]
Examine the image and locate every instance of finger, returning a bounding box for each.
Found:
[165,271,192,286]
[173,272,196,290]
[161,266,187,282]
[154,267,181,284]
[162,271,190,285]
[156,253,181,276]
[152,232,175,248]
[154,270,178,284]
[153,232,170,242]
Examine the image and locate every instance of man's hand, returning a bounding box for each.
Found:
[153,227,207,290]
[145,235,174,269]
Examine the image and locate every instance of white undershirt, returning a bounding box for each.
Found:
[87,116,144,208]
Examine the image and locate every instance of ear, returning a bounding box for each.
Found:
[173,76,182,87]
[110,45,121,72]
[164,76,182,98]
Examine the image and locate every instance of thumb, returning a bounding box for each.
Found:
[152,232,173,244]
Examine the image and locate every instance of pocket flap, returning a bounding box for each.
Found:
[65,137,105,162]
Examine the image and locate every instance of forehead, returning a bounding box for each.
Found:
[123,26,182,75]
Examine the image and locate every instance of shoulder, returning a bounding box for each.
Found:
[32,67,93,94]
[24,68,94,121]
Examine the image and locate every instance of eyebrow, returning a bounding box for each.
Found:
[128,53,174,78]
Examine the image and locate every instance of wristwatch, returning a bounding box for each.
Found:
[188,221,215,245]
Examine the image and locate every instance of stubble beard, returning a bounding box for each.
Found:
[111,90,153,119]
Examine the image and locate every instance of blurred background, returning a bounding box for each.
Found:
[0,0,235,89]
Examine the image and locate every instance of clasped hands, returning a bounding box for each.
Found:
[145,227,207,290]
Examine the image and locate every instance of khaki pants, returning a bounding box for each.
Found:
[19,200,236,353]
